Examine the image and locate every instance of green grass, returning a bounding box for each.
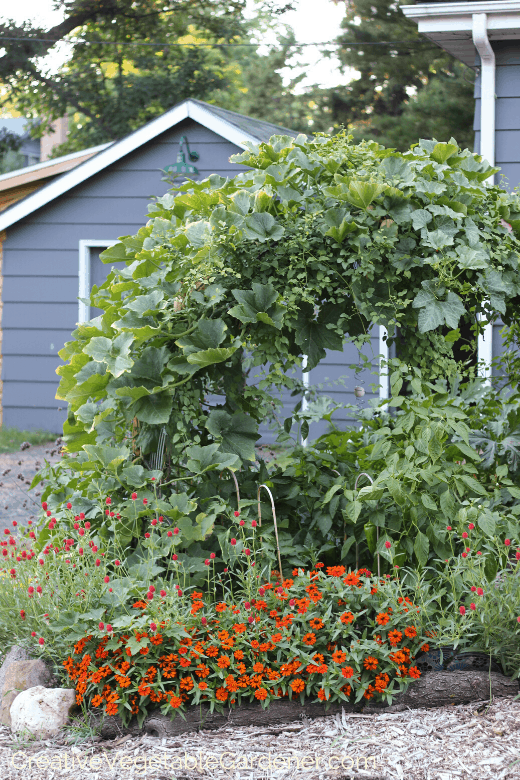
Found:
[0,426,56,454]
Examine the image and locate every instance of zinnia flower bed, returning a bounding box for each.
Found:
[63,566,429,727]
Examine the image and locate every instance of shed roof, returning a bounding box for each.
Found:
[0,99,299,232]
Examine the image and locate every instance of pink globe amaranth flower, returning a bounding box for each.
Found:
[46,510,51,517]
[201,617,207,626]
[106,624,113,632]
[109,512,115,518]
[234,511,240,517]
[172,554,178,561]
[39,558,44,565]
[248,616,254,624]
[150,622,157,632]
[78,548,84,556]
[158,516,163,523]
[244,602,251,610]
[244,548,251,556]
[106,497,111,505]
[470,603,476,610]
[151,519,157,526]
[204,559,210,566]
[73,522,79,530]
[462,552,467,558]
[99,622,105,630]
[42,502,47,510]
[149,585,155,593]
[239,520,245,527]
[477,587,484,596]
[462,532,468,539]
[143,498,148,506]
[66,502,72,509]
[167,531,172,537]
[104,576,110,583]
[36,586,42,594]
[385,541,391,549]
[459,606,466,615]
[160,589,166,597]
[131,493,137,501]
[468,523,475,530]
[38,638,45,646]
[210,552,216,559]
[31,631,36,637]
[505,539,511,546]
[28,586,34,595]
[471,586,477,592]
[258,587,265,596]
[78,528,85,536]
[230,538,237,546]
[95,558,100,567]
[79,512,85,520]
[92,545,98,552]
[446,526,452,531]
[173,527,179,535]
[289,598,295,606]
[85,522,91,530]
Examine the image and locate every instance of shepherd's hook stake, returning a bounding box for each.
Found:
[257,484,283,578]
[354,472,380,579]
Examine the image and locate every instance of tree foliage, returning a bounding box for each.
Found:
[330,0,475,150]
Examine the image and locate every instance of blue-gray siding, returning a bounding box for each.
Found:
[474,41,520,191]
[1,118,246,431]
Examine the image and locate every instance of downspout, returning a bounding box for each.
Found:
[473,13,495,382]
[472,13,496,184]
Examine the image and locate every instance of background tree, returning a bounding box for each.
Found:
[328,0,475,150]
[0,0,298,156]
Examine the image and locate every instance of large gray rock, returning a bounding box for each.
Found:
[0,659,56,727]
[0,646,34,694]
[10,686,77,738]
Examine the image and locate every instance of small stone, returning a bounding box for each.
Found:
[10,686,77,739]
[0,660,56,727]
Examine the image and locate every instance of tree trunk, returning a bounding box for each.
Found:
[97,671,518,740]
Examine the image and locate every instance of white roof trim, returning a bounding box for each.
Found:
[0,142,112,186]
[0,100,264,232]
[402,0,520,28]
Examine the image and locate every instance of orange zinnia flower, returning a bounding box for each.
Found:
[255,688,268,701]
[363,656,378,670]
[216,687,228,701]
[309,618,324,630]
[302,632,316,646]
[342,573,361,587]
[326,566,345,577]
[290,678,305,693]
[404,626,417,638]
[217,655,231,668]
[198,681,208,690]
[341,666,354,679]
[388,630,403,647]
[409,666,421,679]
[332,650,346,664]
[375,612,390,626]
[317,689,329,700]
[340,611,354,625]
[233,623,246,634]
[215,603,227,612]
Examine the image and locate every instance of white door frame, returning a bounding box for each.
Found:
[78,239,118,323]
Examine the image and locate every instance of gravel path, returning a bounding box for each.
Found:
[1,696,520,779]
[0,441,63,533]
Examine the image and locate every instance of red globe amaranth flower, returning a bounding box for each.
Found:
[79,513,85,520]
[234,511,240,517]
[244,548,251,556]
[106,624,113,632]
[230,538,237,546]
[172,554,178,561]
[95,559,101,567]
[160,589,166,597]
[131,493,137,500]
[258,588,265,596]
[167,531,172,537]
[66,502,72,510]
[143,498,148,505]
[204,559,210,566]
[150,622,157,632]
[145,533,150,539]
[85,522,91,530]
[151,519,157,526]
[42,502,47,510]
[244,602,251,610]
[462,532,468,539]
[106,497,111,505]
[471,586,477,592]
[38,638,45,646]
[114,560,120,566]
[517,617,520,623]
[477,551,482,556]
[31,631,36,637]
[104,576,110,583]
[28,586,34,595]
[248,616,254,624]
[210,553,216,559]
[251,520,257,528]
[289,598,295,606]
[446,526,452,531]
[461,552,467,558]
[149,585,155,593]
[459,606,466,615]
[201,617,207,626]
[78,528,85,537]
[505,539,511,546]
[177,589,183,596]
[99,622,105,630]
[384,541,391,549]
[173,527,179,535]
[477,587,484,596]
[516,550,520,560]
[19,610,25,620]
[468,523,475,530]
[239,520,245,526]
[470,603,476,610]
[36,586,42,594]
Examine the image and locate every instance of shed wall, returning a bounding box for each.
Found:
[1,119,243,431]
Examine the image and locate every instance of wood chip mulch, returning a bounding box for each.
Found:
[1,696,520,779]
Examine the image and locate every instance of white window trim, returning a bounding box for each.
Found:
[379,326,390,404]
[478,319,494,383]
[78,240,118,323]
